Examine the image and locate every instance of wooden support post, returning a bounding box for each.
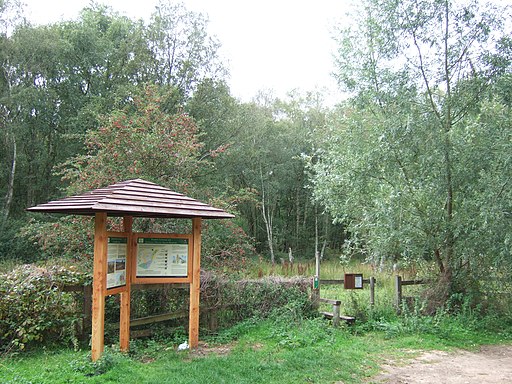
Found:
[82,284,92,342]
[189,217,202,348]
[208,308,218,332]
[311,275,320,308]
[311,287,320,309]
[119,216,133,352]
[332,302,340,327]
[370,277,375,307]
[395,275,402,314]
[313,247,321,309]
[91,212,107,362]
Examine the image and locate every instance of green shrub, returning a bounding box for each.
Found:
[198,272,315,333]
[0,266,314,354]
[70,347,126,376]
[234,276,314,319]
[0,264,89,352]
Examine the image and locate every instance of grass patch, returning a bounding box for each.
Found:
[2,258,512,382]
[2,314,510,384]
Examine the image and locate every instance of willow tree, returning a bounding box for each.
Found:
[309,0,512,303]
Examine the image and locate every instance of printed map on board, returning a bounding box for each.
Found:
[138,248,159,270]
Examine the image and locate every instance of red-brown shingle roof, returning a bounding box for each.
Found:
[27,179,234,219]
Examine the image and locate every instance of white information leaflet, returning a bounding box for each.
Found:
[355,274,363,289]
[107,237,127,289]
[136,238,188,277]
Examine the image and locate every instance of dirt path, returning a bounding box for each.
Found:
[369,345,512,383]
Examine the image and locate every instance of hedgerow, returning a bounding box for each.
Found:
[0,264,314,354]
[0,264,89,352]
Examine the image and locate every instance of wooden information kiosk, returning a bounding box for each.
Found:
[27,179,234,361]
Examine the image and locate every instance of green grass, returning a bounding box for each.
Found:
[2,257,512,383]
[313,260,396,320]
[1,315,510,384]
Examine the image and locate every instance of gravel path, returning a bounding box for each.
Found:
[369,345,512,384]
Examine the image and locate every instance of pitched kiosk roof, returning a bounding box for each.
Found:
[27,179,234,219]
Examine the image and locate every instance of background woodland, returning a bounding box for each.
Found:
[1,0,511,307]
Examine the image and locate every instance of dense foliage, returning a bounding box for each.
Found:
[0,264,313,352]
[0,264,89,352]
[308,0,512,302]
[0,1,335,267]
[1,0,511,319]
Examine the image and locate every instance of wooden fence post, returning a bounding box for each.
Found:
[82,284,92,342]
[208,308,219,332]
[332,302,340,327]
[311,275,320,309]
[311,288,320,309]
[189,217,202,349]
[119,216,133,352]
[370,277,375,307]
[395,275,402,314]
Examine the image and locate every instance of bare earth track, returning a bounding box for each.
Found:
[369,345,512,384]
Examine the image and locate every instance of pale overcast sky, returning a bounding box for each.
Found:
[21,0,350,103]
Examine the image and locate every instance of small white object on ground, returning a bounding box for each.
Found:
[177,341,189,351]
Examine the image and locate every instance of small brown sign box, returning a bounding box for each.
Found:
[27,179,234,361]
[344,273,364,289]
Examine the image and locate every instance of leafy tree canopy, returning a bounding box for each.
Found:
[308,0,512,302]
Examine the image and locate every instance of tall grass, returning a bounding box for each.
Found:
[244,257,317,278]
[245,256,407,320]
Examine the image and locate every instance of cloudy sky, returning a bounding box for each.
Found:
[21,0,351,103]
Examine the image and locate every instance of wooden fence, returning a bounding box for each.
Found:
[394,275,429,314]
[317,277,376,306]
[63,283,220,340]
[62,284,92,341]
[313,277,376,326]
[316,276,431,319]
[64,276,428,338]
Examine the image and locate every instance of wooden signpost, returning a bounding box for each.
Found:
[27,179,233,361]
[344,273,364,290]
[91,212,107,360]
[90,214,203,360]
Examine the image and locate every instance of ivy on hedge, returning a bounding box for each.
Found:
[200,272,315,324]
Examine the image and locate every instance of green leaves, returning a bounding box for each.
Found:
[310,0,512,297]
[0,264,88,351]
[0,1,225,225]
[60,84,205,194]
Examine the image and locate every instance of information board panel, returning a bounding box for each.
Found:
[344,273,364,289]
[107,237,127,289]
[355,274,363,289]
[136,237,189,277]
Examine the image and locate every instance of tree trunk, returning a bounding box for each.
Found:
[295,185,300,251]
[1,62,17,228]
[314,205,319,260]
[441,0,454,291]
[261,194,275,264]
[320,213,329,260]
[2,131,16,226]
[260,166,275,264]
[315,205,320,279]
